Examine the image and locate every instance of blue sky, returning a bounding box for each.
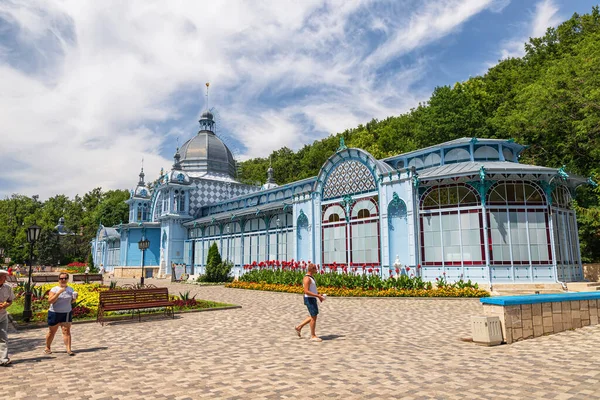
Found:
[0,0,598,199]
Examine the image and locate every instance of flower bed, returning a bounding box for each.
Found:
[226,281,489,297]
[228,269,489,297]
[9,284,234,323]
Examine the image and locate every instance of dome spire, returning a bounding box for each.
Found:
[199,82,215,132]
[205,82,210,112]
[138,158,145,185]
[173,147,182,170]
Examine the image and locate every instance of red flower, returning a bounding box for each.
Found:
[417,264,421,269]
[375,268,379,273]
[406,266,411,272]
[395,267,399,273]
[368,268,373,273]
[436,277,439,281]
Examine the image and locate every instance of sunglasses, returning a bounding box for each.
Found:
[59,277,68,280]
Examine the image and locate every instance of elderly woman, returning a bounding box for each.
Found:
[44,273,77,356]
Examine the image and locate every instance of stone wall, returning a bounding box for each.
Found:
[113,267,159,279]
[583,263,600,282]
[483,300,600,344]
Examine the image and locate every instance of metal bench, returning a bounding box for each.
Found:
[97,287,175,326]
[72,274,103,284]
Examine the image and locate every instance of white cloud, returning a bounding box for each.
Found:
[0,0,497,199]
[497,0,562,60]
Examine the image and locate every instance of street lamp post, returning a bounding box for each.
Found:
[138,236,150,287]
[23,223,42,322]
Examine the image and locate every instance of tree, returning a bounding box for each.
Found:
[205,242,230,282]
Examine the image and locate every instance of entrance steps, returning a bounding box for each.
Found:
[479,282,600,296]
[565,282,600,292]
[480,283,565,296]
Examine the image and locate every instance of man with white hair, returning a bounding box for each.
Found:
[0,270,15,366]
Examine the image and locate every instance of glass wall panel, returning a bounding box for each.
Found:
[323,225,347,265]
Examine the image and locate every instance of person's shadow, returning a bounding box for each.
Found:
[320,334,345,341]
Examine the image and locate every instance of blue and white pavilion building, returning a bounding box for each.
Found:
[92,110,597,284]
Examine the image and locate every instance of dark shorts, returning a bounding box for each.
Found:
[304,296,319,317]
[47,311,72,326]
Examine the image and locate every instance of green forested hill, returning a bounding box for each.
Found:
[238,7,600,262]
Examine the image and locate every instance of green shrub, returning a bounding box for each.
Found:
[206,243,222,269]
[205,261,233,283]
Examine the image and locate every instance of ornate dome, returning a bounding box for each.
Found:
[200,110,214,120]
[179,130,236,177]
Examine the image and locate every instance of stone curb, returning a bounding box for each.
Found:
[8,305,242,331]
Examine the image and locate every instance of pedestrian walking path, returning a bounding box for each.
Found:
[4,278,600,399]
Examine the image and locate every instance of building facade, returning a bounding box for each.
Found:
[92,112,597,284]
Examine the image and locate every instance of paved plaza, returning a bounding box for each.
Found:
[4,279,600,399]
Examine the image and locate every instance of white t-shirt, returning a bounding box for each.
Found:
[49,286,75,313]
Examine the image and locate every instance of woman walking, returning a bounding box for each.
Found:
[45,273,77,356]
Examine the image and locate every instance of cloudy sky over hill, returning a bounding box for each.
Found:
[0,0,597,199]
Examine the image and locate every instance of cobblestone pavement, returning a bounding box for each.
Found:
[4,278,600,399]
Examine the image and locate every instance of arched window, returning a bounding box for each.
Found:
[322,204,348,266]
[268,213,294,261]
[323,204,345,223]
[419,184,483,266]
[408,157,424,169]
[551,185,580,280]
[474,146,499,161]
[486,181,550,266]
[421,185,480,210]
[503,148,514,162]
[350,199,379,265]
[444,148,470,163]
[351,199,378,219]
[142,203,148,221]
[487,182,546,206]
[243,218,267,265]
[423,152,441,168]
[552,186,572,209]
[173,190,185,213]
